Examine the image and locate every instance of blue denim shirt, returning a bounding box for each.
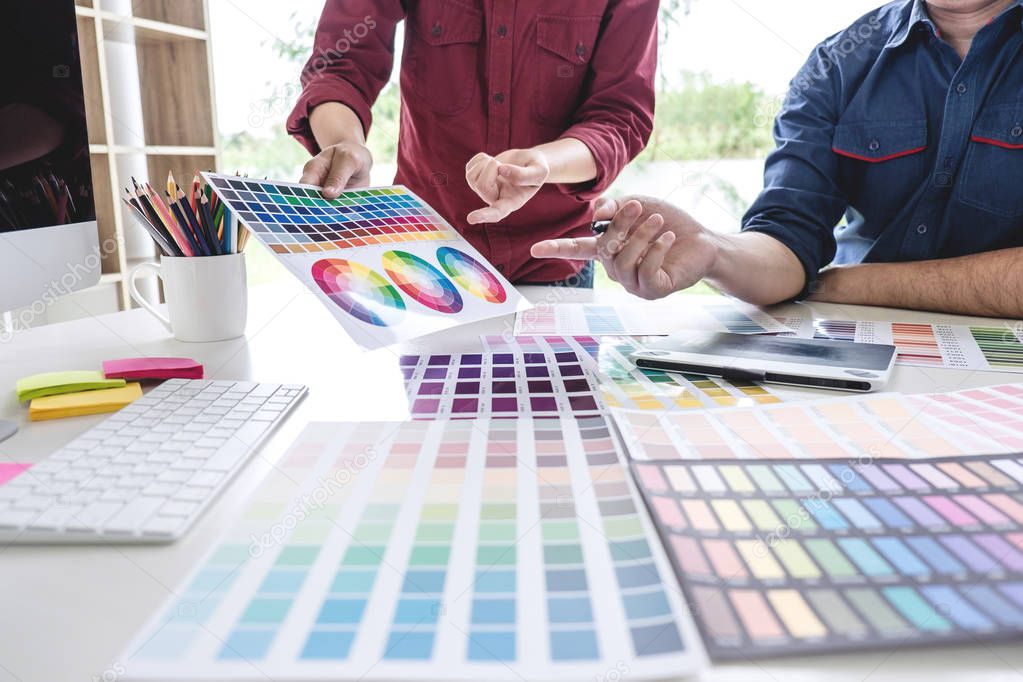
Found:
[742,0,1023,297]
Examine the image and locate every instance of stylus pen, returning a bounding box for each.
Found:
[591,220,611,235]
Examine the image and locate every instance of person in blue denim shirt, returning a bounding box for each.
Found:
[533,0,1023,318]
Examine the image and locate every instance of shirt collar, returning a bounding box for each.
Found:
[886,0,1023,49]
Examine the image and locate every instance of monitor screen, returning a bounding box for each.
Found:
[0,0,96,233]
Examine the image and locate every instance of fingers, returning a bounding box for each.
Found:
[598,200,643,282]
[323,150,364,199]
[466,154,498,202]
[637,231,677,298]
[467,197,518,225]
[530,237,599,261]
[611,213,665,291]
[300,153,330,187]
[498,163,547,186]
[593,196,619,221]
[475,157,501,203]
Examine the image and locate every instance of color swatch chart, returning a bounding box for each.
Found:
[204,174,528,350]
[121,418,701,680]
[779,316,1023,373]
[515,297,791,336]
[632,454,1023,659]
[612,384,1023,462]
[398,350,602,419]
[482,335,784,411]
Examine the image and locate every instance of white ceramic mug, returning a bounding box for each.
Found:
[129,254,248,343]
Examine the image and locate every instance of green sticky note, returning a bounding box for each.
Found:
[16,370,126,402]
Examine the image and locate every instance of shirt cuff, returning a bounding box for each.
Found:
[286,79,374,155]
[559,124,622,201]
[740,222,820,301]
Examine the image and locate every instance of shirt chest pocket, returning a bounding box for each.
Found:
[405,0,483,116]
[532,14,602,128]
[958,104,1023,218]
[832,120,928,222]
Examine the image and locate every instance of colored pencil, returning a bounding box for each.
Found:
[146,183,195,257]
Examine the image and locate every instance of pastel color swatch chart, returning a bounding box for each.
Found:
[482,335,784,411]
[779,316,1023,373]
[204,174,528,350]
[398,351,602,419]
[612,384,1023,462]
[120,418,702,680]
[515,297,791,336]
[633,454,1023,659]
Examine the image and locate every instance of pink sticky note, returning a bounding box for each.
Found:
[102,357,204,380]
[0,463,31,486]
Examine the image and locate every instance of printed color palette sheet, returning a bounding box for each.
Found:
[204,174,528,349]
[515,297,790,336]
[482,335,784,411]
[613,384,1023,462]
[398,350,602,419]
[634,454,1023,659]
[121,418,701,681]
[780,316,1023,373]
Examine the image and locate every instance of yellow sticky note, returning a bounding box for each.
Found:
[29,383,142,421]
[16,370,126,402]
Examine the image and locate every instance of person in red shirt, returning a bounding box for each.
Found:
[287,0,658,286]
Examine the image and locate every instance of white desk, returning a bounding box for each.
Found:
[2,282,1022,682]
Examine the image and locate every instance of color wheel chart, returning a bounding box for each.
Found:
[779,316,1023,373]
[398,351,603,419]
[632,454,1023,659]
[121,419,702,681]
[203,174,529,349]
[514,297,791,336]
[612,384,1023,462]
[481,335,784,411]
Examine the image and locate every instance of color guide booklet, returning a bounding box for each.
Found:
[203,173,530,350]
[514,296,791,336]
[482,334,785,411]
[612,384,1023,462]
[779,316,1023,373]
[120,418,704,680]
[633,454,1023,659]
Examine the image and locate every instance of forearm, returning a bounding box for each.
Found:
[811,247,1023,318]
[537,138,598,184]
[309,102,366,149]
[705,232,807,306]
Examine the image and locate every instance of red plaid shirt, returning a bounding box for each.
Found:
[287,0,658,283]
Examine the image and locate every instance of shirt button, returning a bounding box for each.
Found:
[1012,125,1023,138]
[916,224,928,235]
[936,173,952,186]
[956,82,968,95]
[575,42,587,59]
[868,139,881,152]
[431,22,442,38]
[497,24,508,37]
[494,92,505,104]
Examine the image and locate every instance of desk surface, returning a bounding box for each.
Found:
[2,282,1022,682]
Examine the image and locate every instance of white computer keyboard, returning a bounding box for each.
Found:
[0,379,306,544]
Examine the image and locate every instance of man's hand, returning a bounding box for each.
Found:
[531,196,721,300]
[300,141,374,199]
[466,149,551,224]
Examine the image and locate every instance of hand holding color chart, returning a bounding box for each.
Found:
[203,174,529,349]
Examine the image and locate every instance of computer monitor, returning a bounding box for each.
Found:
[0,0,101,314]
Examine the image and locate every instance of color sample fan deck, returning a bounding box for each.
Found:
[203,174,528,349]
[310,259,405,327]
[383,250,463,314]
[634,454,1023,660]
[119,419,701,680]
[437,247,508,303]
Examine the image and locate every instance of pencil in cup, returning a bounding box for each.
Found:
[119,171,250,257]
